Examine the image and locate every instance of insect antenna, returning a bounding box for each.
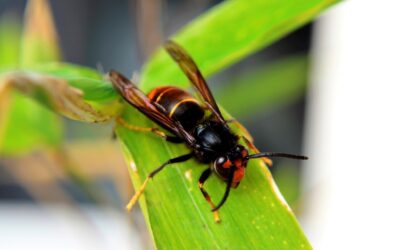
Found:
[246,152,308,160]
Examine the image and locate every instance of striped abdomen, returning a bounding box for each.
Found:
[148,86,205,130]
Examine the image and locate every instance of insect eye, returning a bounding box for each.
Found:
[214,156,231,169]
[213,156,231,180]
[215,156,226,167]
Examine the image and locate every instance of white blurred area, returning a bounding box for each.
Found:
[0,203,144,250]
[303,1,400,249]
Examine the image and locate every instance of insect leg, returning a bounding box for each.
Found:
[198,168,221,223]
[227,119,273,167]
[116,116,183,143]
[212,166,235,212]
[126,153,193,211]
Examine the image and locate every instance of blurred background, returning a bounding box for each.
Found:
[1,0,399,249]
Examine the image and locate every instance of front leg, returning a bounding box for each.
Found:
[198,168,221,223]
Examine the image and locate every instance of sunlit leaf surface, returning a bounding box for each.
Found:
[116,108,310,249]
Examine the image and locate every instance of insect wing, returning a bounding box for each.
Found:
[164,40,224,119]
[109,70,180,135]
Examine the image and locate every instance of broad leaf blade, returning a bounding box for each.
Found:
[116,109,310,249]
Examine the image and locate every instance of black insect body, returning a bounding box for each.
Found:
[109,41,308,222]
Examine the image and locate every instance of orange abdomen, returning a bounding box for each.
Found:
[148,86,205,130]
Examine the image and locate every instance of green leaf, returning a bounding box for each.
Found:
[0,14,21,68]
[1,68,121,123]
[0,90,62,155]
[116,0,341,248]
[0,0,63,155]
[20,0,61,66]
[31,63,118,102]
[141,0,339,92]
[273,163,301,207]
[216,55,309,118]
[117,108,311,249]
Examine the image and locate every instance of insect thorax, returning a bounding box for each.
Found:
[192,121,238,162]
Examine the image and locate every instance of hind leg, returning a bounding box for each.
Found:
[198,169,221,223]
[116,116,183,143]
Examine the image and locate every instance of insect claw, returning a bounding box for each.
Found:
[126,177,150,212]
[214,212,221,223]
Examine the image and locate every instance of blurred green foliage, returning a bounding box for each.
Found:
[217,55,308,118]
[0,15,20,68]
[0,2,62,155]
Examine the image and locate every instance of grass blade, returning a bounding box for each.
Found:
[141,0,339,92]
[20,0,60,65]
[116,107,310,249]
